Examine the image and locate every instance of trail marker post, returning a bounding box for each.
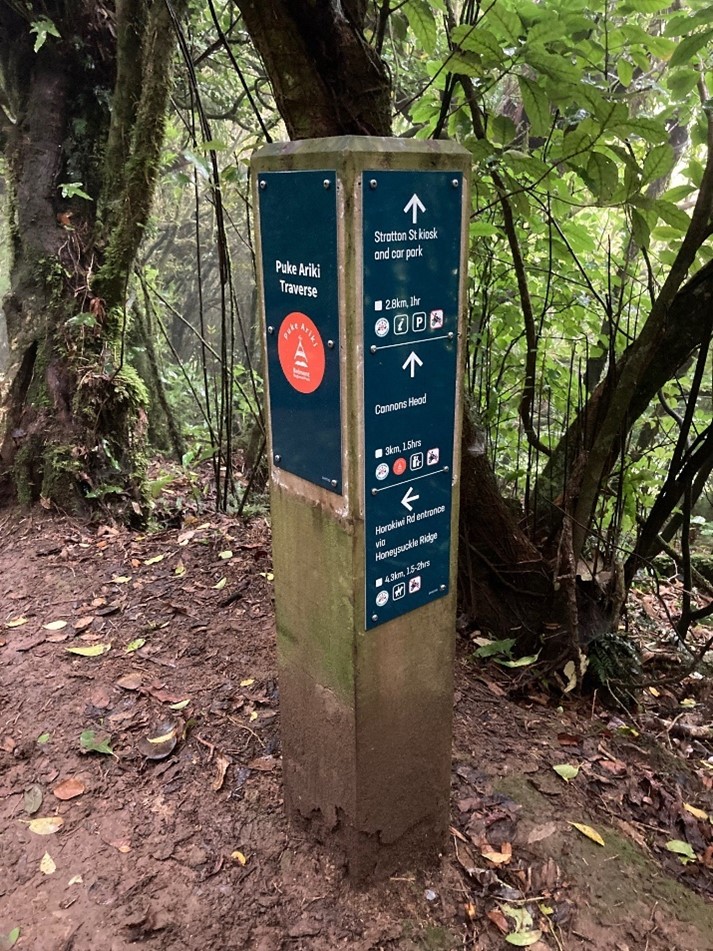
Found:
[252,137,470,878]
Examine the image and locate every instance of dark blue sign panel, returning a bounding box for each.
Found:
[258,170,342,493]
[363,171,463,629]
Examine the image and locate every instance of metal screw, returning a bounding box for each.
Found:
[371,488,377,495]
[267,325,275,335]
[369,179,378,189]
[323,179,331,189]
[451,178,459,188]
[327,339,335,349]
[440,584,447,592]
[370,345,377,354]
[330,479,338,488]
[372,614,378,622]
[259,180,267,190]
[444,465,450,473]
[448,331,454,340]
[274,454,281,464]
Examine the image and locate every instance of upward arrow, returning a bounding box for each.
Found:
[402,351,423,378]
[403,193,426,224]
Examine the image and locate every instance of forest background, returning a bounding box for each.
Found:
[1,0,713,691]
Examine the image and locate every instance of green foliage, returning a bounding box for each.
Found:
[30,17,60,52]
[586,632,642,698]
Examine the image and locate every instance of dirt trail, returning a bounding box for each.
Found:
[1,509,712,951]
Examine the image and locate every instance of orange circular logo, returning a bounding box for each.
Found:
[277,312,326,394]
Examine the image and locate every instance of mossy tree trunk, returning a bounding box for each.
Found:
[0,0,180,516]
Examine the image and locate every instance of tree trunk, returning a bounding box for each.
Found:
[0,0,180,516]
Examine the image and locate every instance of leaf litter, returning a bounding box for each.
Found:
[3,510,713,950]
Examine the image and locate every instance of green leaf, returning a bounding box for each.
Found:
[451,25,504,62]
[553,763,580,782]
[505,932,543,947]
[59,182,92,201]
[486,4,522,45]
[653,199,690,233]
[518,75,550,137]
[670,29,713,69]
[490,114,517,146]
[665,839,696,863]
[1,927,21,949]
[473,637,516,658]
[405,0,437,54]
[631,208,651,248]
[586,151,619,202]
[642,143,675,184]
[469,222,501,238]
[124,638,145,653]
[30,17,60,52]
[66,643,111,657]
[616,59,634,88]
[37,732,50,745]
[79,730,113,756]
[497,652,540,668]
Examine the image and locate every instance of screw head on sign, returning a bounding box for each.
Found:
[371,488,377,495]
[444,465,450,473]
[274,454,281,464]
[451,179,459,188]
[330,479,338,488]
[370,345,377,354]
[369,179,377,189]
[440,584,447,592]
[267,325,275,334]
[259,180,266,190]
[323,179,331,189]
[372,614,378,622]
[327,339,335,349]
[448,331,454,340]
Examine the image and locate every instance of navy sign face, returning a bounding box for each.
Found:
[363,171,463,629]
[258,170,342,494]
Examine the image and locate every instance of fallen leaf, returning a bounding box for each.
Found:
[144,554,165,566]
[213,577,227,590]
[505,931,543,946]
[124,638,145,653]
[6,617,28,628]
[496,652,540,668]
[568,821,605,846]
[23,784,43,815]
[66,643,111,657]
[648,686,660,697]
[481,841,512,865]
[117,672,142,691]
[218,550,233,560]
[79,730,113,756]
[248,756,277,771]
[73,616,95,632]
[562,660,577,693]
[110,838,132,853]
[137,721,179,760]
[28,816,64,835]
[43,619,67,631]
[52,778,85,801]
[212,753,232,791]
[68,875,83,885]
[683,803,708,821]
[666,839,696,863]
[37,732,50,745]
[486,908,509,934]
[111,575,132,584]
[231,850,247,865]
[553,763,579,782]
[40,851,56,875]
[169,698,191,710]
[0,927,20,949]
[240,678,255,687]
[175,564,186,576]
[680,697,697,708]
[527,822,558,844]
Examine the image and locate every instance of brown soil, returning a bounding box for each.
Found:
[2,508,713,951]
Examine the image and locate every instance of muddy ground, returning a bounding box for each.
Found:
[1,508,713,950]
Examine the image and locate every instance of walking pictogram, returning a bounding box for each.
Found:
[277,311,326,394]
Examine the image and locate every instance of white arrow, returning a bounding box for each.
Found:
[402,351,423,378]
[403,193,426,224]
[401,486,420,512]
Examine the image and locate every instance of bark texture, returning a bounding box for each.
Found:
[0,0,179,514]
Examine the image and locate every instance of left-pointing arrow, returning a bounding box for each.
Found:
[403,193,426,224]
[401,486,420,511]
[402,351,424,378]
